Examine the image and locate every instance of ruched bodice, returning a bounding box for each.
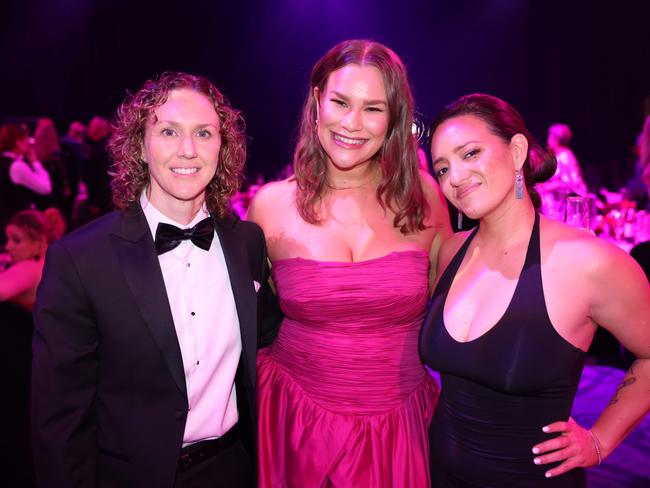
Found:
[258,251,438,487]
[270,251,430,415]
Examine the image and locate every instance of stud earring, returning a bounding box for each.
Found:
[515,168,524,199]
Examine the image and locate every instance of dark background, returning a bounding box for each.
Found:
[2,0,649,187]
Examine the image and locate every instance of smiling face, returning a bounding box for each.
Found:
[316,65,389,173]
[5,224,43,262]
[430,114,527,219]
[143,88,221,218]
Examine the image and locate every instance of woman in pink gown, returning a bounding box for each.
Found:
[249,40,451,487]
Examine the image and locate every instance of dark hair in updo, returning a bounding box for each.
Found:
[429,93,556,209]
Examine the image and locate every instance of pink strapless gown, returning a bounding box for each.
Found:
[258,251,438,487]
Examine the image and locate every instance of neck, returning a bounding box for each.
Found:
[147,191,206,225]
[325,161,379,191]
[475,197,536,250]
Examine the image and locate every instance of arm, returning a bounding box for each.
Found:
[9,158,52,195]
[32,241,99,487]
[0,261,39,301]
[247,189,284,348]
[533,243,650,478]
[585,248,650,456]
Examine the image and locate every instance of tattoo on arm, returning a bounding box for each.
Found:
[608,360,639,405]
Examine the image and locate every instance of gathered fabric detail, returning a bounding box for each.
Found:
[258,251,438,487]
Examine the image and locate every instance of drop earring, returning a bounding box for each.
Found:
[457,210,463,230]
[515,168,524,199]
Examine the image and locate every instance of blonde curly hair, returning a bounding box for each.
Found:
[108,72,246,217]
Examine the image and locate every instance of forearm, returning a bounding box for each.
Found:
[590,358,650,459]
[0,266,32,301]
[10,160,52,194]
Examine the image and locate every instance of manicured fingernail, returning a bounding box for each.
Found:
[542,426,550,432]
[545,471,552,478]
[534,458,541,465]
[532,447,540,454]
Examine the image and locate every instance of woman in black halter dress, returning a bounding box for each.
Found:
[420,94,650,487]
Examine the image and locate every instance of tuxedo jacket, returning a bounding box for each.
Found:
[31,206,280,487]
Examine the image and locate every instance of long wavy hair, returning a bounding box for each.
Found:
[293,39,426,233]
[108,71,246,217]
[429,93,556,209]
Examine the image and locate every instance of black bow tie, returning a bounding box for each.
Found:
[154,217,214,255]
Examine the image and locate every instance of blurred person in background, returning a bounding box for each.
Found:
[0,207,65,488]
[77,116,113,224]
[538,123,587,219]
[34,117,71,214]
[59,121,88,224]
[0,123,52,240]
[0,208,64,308]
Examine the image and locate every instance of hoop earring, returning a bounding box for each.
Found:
[515,168,524,199]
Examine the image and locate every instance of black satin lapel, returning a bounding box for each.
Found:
[214,220,256,381]
[111,213,187,398]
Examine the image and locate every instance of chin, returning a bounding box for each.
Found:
[458,207,482,220]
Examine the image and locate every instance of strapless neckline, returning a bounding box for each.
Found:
[272,249,428,267]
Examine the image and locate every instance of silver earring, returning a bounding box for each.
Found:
[515,168,524,199]
[457,211,463,230]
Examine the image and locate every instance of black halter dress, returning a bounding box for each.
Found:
[420,213,586,487]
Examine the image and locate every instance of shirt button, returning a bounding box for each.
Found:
[187,262,190,267]
[196,361,199,365]
[191,312,195,316]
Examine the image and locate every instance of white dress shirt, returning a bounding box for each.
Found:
[140,193,241,445]
[4,151,52,195]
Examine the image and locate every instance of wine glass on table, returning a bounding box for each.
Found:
[564,196,591,232]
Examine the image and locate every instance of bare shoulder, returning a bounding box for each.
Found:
[437,230,472,275]
[540,215,640,276]
[246,177,296,226]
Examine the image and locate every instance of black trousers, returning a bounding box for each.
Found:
[173,440,254,488]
